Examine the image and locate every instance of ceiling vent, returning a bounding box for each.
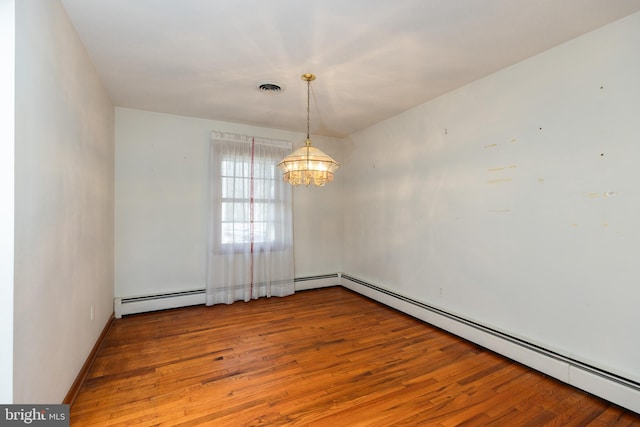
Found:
[258,83,283,93]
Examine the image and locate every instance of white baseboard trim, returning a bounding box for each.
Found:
[340,273,640,415]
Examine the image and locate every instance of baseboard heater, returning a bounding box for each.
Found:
[295,273,341,291]
[113,274,341,319]
[114,289,206,318]
[340,273,640,415]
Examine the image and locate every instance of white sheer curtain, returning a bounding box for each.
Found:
[206,131,294,305]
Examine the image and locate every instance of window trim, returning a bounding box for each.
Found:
[214,154,286,254]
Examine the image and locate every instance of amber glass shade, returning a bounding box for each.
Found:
[277,140,340,187]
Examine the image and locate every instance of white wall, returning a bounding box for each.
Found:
[115,108,342,298]
[343,12,640,384]
[14,0,114,403]
[0,0,15,404]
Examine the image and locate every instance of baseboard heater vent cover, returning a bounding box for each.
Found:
[340,273,640,414]
[114,289,205,318]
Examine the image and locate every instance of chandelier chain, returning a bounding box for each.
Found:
[306,79,311,140]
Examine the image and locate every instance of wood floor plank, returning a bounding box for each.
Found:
[70,287,640,426]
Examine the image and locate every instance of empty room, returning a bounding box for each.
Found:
[2,0,640,425]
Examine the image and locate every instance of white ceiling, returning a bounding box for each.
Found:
[61,0,640,137]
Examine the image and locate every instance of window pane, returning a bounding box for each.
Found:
[221,203,250,222]
[253,179,265,199]
[253,203,275,222]
[218,152,281,247]
[221,160,233,176]
[221,222,253,244]
[267,223,275,242]
[253,222,266,243]
[235,203,249,221]
[221,223,236,244]
[237,223,251,243]
[233,177,248,198]
[254,162,275,179]
[261,179,277,199]
[221,177,233,198]
[266,179,275,198]
[253,203,262,222]
[221,202,232,221]
[241,160,249,176]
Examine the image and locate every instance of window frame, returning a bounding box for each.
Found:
[214,154,286,254]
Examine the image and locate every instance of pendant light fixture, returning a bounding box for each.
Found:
[277,73,339,187]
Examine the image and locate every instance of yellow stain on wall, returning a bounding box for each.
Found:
[585,191,619,198]
[488,165,517,172]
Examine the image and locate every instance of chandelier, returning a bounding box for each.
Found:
[277,73,339,187]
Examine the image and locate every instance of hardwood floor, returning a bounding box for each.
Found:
[71,287,640,426]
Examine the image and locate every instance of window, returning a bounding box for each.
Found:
[209,133,292,254]
[207,132,294,305]
[220,156,277,247]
